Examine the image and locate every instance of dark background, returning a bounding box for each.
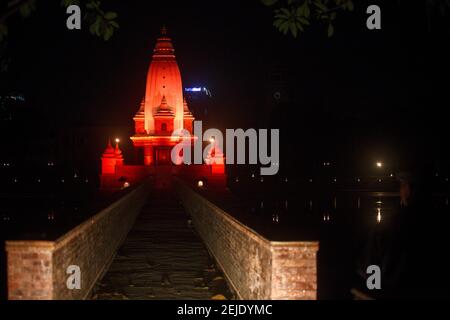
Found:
[1,0,449,179]
[0,0,449,301]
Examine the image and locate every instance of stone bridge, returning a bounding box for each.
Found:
[5,175,318,300]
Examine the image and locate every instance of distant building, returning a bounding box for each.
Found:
[184,87,212,119]
[0,93,25,122]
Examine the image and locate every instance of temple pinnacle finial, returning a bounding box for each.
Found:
[103,138,115,156]
[138,98,145,112]
[161,25,167,36]
[158,95,170,111]
[183,97,188,111]
[183,97,194,117]
[153,26,175,57]
[114,139,122,156]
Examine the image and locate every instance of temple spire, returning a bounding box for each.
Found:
[114,140,122,156]
[183,97,193,116]
[153,25,175,57]
[159,95,169,111]
[138,98,145,112]
[103,139,115,155]
[183,97,189,112]
[155,95,174,116]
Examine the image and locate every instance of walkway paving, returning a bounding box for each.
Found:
[92,187,231,300]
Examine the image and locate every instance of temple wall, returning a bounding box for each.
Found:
[174,178,319,300]
[100,165,154,190]
[5,179,152,300]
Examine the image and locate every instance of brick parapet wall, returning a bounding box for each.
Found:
[5,179,152,300]
[175,178,319,300]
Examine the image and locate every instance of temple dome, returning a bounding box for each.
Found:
[102,139,115,157]
[144,27,184,133]
[155,96,174,116]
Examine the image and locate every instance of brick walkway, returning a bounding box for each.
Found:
[92,187,231,300]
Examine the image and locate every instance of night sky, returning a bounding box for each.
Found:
[1,0,450,302]
[1,0,449,175]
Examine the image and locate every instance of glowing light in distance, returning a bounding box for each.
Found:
[185,87,202,92]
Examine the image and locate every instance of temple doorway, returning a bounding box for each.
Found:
[155,147,172,166]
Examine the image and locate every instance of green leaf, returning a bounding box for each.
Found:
[273,18,284,28]
[275,12,289,19]
[109,21,120,29]
[261,0,279,6]
[297,1,310,18]
[89,23,96,35]
[289,23,298,38]
[299,17,310,25]
[346,1,354,11]
[280,20,290,34]
[313,0,327,11]
[61,0,80,7]
[304,3,311,17]
[86,0,100,10]
[327,23,334,37]
[103,26,113,41]
[104,12,118,20]
[19,1,36,18]
[280,8,291,16]
[94,16,101,36]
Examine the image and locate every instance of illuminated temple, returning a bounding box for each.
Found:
[132,27,195,166]
[100,27,224,189]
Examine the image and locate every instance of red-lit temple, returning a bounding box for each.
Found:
[100,27,224,189]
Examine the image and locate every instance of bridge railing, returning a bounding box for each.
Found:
[5,179,152,300]
[175,178,319,300]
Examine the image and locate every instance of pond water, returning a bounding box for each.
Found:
[1,175,448,300]
[228,179,450,299]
